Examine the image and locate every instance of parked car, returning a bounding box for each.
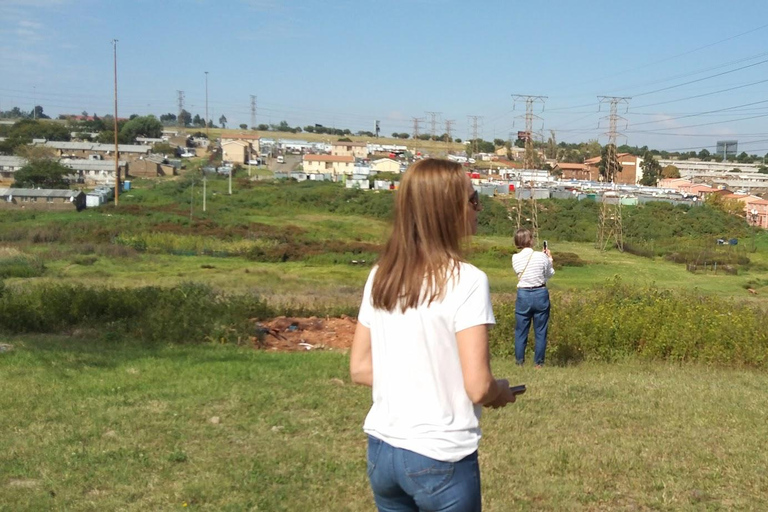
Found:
[276,155,285,164]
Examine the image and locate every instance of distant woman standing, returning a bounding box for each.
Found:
[350,158,518,511]
[511,229,554,367]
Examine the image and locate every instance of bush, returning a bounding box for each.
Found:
[490,277,768,368]
[0,256,46,278]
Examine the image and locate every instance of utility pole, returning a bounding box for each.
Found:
[202,173,207,212]
[595,95,631,252]
[177,90,185,128]
[425,111,441,140]
[511,94,548,242]
[411,117,423,140]
[250,94,257,129]
[112,39,120,206]
[444,119,455,143]
[204,71,209,139]
[229,166,232,195]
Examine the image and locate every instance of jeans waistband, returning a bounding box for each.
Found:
[519,284,546,290]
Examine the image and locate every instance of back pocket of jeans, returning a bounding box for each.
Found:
[403,451,455,495]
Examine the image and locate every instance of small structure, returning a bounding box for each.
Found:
[129,156,177,178]
[331,141,368,159]
[221,140,250,165]
[370,158,401,174]
[303,154,355,175]
[0,188,85,211]
[0,155,27,183]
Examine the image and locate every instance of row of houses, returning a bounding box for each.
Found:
[0,154,179,187]
[660,178,768,229]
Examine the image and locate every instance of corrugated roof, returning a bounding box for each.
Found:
[332,141,366,147]
[0,188,83,198]
[61,159,126,171]
[0,156,27,167]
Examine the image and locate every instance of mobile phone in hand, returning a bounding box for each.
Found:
[510,384,526,395]
[543,240,548,250]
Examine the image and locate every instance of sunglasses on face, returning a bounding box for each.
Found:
[468,190,480,211]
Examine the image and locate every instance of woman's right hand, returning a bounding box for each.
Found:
[485,379,517,409]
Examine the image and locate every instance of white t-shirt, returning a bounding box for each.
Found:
[358,262,496,462]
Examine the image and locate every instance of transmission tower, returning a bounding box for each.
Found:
[444,119,455,143]
[250,95,257,129]
[425,111,441,140]
[411,117,424,139]
[467,115,482,155]
[595,96,631,252]
[511,94,547,243]
[176,90,185,128]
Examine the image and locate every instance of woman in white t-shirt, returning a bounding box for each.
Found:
[350,158,518,512]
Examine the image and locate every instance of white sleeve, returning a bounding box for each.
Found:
[357,268,376,328]
[543,253,555,280]
[454,270,496,332]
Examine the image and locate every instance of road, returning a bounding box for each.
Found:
[266,154,302,173]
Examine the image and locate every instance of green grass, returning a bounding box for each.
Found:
[1,336,766,510]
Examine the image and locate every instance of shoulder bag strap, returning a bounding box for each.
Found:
[516,250,535,281]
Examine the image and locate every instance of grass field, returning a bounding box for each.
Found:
[1,336,766,511]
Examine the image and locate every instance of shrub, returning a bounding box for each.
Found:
[490,277,768,368]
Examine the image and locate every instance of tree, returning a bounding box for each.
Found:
[257,124,269,131]
[454,138,461,143]
[0,119,70,155]
[159,113,177,123]
[31,105,50,119]
[598,144,622,182]
[698,148,711,161]
[96,130,115,144]
[152,142,175,155]
[178,109,192,127]
[239,124,248,130]
[119,115,163,143]
[661,164,680,179]
[192,114,204,127]
[584,140,602,159]
[13,159,71,189]
[545,131,557,159]
[391,132,399,138]
[219,115,227,129]
[493,138,506,147]
[639,151,661,186]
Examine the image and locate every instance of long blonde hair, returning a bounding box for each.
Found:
[372,158,472,312]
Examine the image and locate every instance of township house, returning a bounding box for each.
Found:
[555,162,594,181]
[220,133,260,162]
[370,158,401,174]
[129,156,178,178]
[42,141,151,162]
[61,159,127,186]
[221,140,250,165]
[303,154,355,175]
[331,141,368,159]
[0,188,85,211]
[723,194,768,229]
[0,155,26,184]
[583,153,643,184]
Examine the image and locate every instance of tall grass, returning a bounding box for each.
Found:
[491,277,768,367]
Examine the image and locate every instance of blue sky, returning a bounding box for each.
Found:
[2,0,768,154]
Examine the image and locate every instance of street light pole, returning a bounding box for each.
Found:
[112,39,120,206]
[204,71,209,139]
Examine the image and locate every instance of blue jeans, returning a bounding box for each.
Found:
[367,436,482,512]
[515,287,550,365]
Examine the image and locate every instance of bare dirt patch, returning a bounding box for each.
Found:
[254,316,357,352]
